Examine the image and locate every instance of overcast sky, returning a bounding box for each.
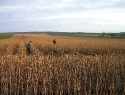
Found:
[0,0,125,33]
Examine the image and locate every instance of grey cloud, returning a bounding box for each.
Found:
[0,0,125,32]
[112,0,125,8]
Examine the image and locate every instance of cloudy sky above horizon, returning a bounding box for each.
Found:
[0,0,125,33]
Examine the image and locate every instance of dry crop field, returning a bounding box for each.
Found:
[0,34,125,95]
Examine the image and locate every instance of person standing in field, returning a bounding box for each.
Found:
[27,41,32,54]
[53,39,56,44]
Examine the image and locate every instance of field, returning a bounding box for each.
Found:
[49,32,125,39]
[0,34,125,95]
[0,34,14,39]
[49,33,110,38]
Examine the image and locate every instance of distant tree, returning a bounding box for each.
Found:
[101,31,105,37]
[109,33,117,37]
[120,33,125,38]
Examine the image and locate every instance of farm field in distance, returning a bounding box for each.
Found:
[49,33,107,38]
[0,33,14,39]
[0,34,125,95]
[48,32,125,39]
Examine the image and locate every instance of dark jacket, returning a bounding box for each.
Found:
[53,39,56,44]
[27,42,31,48]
